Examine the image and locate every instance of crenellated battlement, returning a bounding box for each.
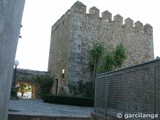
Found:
[124,17,133,27]
[89,6,100,17]
[52,9,71,31]
[113,14,123,25]
[70,1,86,14]
[144,23,153,34]
[102,10,112,22]
[52,1,153,34]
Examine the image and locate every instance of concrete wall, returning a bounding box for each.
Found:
[0,0,25,120]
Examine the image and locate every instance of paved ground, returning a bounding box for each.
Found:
[9,99,94,118]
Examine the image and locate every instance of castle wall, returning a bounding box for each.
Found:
[48,10,72,94]
[48,1,154,93]
[15,69,50,98]
[16,68,50,81]
[73,15,154,78]
[68,3,154,83]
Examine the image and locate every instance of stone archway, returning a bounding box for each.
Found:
[15,68,51,99]
[16,80,41,99]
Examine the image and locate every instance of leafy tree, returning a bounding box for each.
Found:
[17,83,31,97]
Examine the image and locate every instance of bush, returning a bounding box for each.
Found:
[10,89,19,100]
[41,94,94,107]
[33,75,53,94]
[68,80,94,98]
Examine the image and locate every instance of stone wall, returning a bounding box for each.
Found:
[0,0,25,120]
[15,69,50,98]
[48,1,154,94]
[48,9,73,94]
[16,68,50,81]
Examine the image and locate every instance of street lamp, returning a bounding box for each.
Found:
[62,69,65,78]
[13,60,19,88]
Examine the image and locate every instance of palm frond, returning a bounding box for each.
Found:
[114,43,127,67]
[88,42,105,72]
[101,51,116,72]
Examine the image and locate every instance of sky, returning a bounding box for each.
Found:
[15,0,160,71]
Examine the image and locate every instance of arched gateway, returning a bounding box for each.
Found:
[14,68,51,99]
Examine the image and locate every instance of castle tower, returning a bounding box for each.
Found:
[48,2,154,94]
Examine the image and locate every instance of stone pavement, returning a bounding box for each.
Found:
[9,99,93,118]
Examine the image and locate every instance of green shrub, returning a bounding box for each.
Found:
[33,75,53,94]
[11,90,17,97]
[41,94,94,107]
[68,80,94,98]
[10,89,19,100]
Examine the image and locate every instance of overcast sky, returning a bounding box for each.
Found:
[15,0,160,71]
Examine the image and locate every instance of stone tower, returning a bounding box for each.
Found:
[48,1,154,93]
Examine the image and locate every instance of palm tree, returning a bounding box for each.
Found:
[88,42,104,88]
[100,51,116,72]
[89,42,127,73]
[113,43,127,68]
[99,43,127,72]
[88,42,127,91]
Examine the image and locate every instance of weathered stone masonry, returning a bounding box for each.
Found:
[16,69,50,98]
[48,1,154,93]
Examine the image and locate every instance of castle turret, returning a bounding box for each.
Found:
[102,10,112,21]
[71,1,86,14]
[89,6,100,17]
[113,14,123,25]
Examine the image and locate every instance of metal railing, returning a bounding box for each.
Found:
[94,59,160,120]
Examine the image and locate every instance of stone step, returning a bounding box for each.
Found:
[8,114,91,120]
